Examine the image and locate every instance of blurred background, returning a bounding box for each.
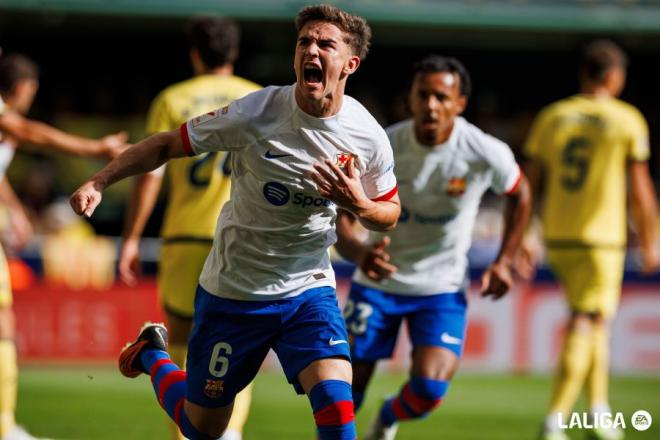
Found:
[0,1,658,439]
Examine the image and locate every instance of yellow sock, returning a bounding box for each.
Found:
[167,343,188,440]
[587,324,609,410]
[0,340,17,437]
[227,381,253,436]
[548,327,594,417]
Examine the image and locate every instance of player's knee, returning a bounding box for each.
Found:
[308,380,355,428]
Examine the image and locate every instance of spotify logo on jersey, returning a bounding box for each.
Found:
[263,182,290,206]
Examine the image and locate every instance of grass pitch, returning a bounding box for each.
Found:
[16,367,659,439]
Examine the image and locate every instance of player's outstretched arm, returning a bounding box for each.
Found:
[335,209,397,281]
[70,130,186,218]
[311,157,400,231]
[629,160,659,274]
[119,171,164,285]
[481,174,532,299]
[0,111,129,159]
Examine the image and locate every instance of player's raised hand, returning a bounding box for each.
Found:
[119,237,141,286]
[70,180,103,218]
[358,236,398,282]
[98,131,131,160]
[311,156,369,212]
[481,260,513,300]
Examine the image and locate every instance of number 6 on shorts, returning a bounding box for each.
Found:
[208,342,232,378]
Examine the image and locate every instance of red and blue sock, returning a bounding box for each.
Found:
[380,377,449,426]
[140,349,215,440]
[308,380,356,440]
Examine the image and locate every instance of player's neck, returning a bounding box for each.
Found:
[580,84,613,98]
[415,121,454,148]
[294,86,344,118]
[196,64,233,77]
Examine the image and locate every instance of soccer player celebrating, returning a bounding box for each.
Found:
[117,17,260,440]
[0,53,128,440]
[523,40,657,440]
[70,5,400,440]
[335,56,531,440]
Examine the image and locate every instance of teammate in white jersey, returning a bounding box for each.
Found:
[336,56,531,440]
[70,5,400,440]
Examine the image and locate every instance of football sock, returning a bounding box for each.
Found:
[226,381,253,437]
[380,377,448,427]
[167,343,188,440]
[548,326,593,418]
[0,340,17,437]
[140,349,215,440]
[352,390,365,412]
[587,325,609,411]
[308,380,356,440]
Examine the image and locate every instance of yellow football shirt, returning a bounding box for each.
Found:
[524,94,650,247]
[146,74,260,240]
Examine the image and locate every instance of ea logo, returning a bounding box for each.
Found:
[263,182,290,206]
[631,410,652,431]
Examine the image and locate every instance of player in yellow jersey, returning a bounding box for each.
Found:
[522,40,658,440]
[0,52,127,440]
[118,17,260,440]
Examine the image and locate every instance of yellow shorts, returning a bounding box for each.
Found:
[158,240,212,318]
[0,248,11,308]
[547,247,625,318]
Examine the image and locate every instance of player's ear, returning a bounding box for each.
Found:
[343,55,360,75]
[456,95,467,115]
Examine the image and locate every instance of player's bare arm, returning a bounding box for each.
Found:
[70,129,186,218]
[311,156,400,231]
[119,172,164,285]
[515,159,545,279]
[629,160,659,274]
[335,209,398,281]
[481,173,532,299]
[0,111,129,159]
[0,177,32,250]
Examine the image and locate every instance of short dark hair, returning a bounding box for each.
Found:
[0,53,39,95]
[295,4,372,60]
[411,55,472,98]
[185,16,240,68]
[580,39,627,83]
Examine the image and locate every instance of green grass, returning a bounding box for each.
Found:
[16,367,660,439]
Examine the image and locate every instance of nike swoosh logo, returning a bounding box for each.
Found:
[329,337,348,346]
[264,150,292,159]
[440,332,462,345]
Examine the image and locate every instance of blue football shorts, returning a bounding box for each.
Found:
[186,285,351,407]
[344,282,467,361]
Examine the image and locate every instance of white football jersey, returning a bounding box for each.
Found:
[353,117,520,295]
[181,85,397,300]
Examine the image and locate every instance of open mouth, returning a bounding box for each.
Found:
[303,65,323,84]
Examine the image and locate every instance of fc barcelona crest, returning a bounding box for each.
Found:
[335,153,356,170]
[204,379,224,398]
[446,177,466,197]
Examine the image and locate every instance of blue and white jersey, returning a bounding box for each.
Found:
[181,85,397,300]
[0,96,16,179]
[353,117,520,296]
